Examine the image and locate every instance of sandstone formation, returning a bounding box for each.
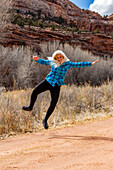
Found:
[108,14,113,20]
[1,0,113,57]
[12,0,113,34]
[1,24,113,57]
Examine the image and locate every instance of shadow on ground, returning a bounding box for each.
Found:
[49,135,113,142]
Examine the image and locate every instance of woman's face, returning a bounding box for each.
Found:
[55,54,64,63]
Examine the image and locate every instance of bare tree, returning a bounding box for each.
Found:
[0,0,12,40]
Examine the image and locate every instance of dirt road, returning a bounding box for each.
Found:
[0,118,113,170]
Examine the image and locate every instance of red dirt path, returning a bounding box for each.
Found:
[0,118,113,170]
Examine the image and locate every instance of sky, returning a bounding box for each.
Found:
[70,0,113,16]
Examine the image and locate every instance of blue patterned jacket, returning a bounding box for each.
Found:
[35,59,92,87]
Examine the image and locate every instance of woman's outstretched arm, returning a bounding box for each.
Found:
[33,56,51,65]
[68,60,99,68]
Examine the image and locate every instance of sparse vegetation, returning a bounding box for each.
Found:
[86,10,90,14]
[37,9,42,19]
[103,15,108,19]
[17,40,26,46]
[1,43,113,90]
[0,0,12,24]
[94,27,100,33]
[0,43,113,138]
[0,0,12,37]
[71,27,79,34]
[56,16,67,25]
[1,81,113,138]
[51,24,56,31]
[110,32,113,39]
[0,0,113,139]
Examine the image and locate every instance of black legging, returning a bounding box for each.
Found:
[29,79,60,122]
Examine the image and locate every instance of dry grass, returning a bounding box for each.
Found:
[0,82,113,139]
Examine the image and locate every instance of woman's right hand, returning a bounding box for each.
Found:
[33,56,39,61]
[92,60,99,65]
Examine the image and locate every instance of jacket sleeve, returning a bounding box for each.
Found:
[68,61,92,68]
[35,59,51,65]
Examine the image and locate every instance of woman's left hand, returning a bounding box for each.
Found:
[92,60,99,65]
[33,56,39,61]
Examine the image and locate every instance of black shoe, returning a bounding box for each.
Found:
[42,120,49,129]
[22,106,32,111]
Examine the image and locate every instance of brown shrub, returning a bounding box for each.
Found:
[1,82,113,138]
[0,42,113,89]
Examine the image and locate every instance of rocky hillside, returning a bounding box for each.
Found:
[12,0,113,34]
[108,14,113,20]
[1,0,113,57]
[12,0,113,33]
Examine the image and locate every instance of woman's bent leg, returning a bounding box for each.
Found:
[22,80,49,111]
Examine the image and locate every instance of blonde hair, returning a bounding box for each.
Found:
[52,50,69,61]
[47,50,70,67]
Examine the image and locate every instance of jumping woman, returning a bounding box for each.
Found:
[22,50,99,129]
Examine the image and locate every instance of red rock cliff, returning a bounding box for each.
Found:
[1,0,113,57]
